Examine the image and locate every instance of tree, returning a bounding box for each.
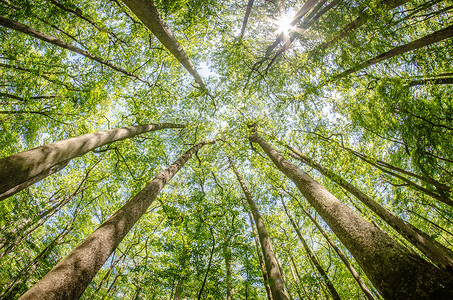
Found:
[0,123,184,200]
[249,131,453,299]
[19,138,217,299]
[1,1,452,299]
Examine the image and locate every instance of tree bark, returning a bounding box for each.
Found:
[282,189,376,300]
[243,198,273,300]
[120,0,207,90]
[197,223,216,300]
[0,15,149,85]
[280,197,341,300]
[18,138,217,300]
[0,123,184,200]
[334,25,453,80]
[249,132,453,299]
[286,146,453,272]
[228,157,289,300]
[239,0,254,39]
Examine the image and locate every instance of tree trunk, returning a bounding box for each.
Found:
[282,189,376,300]
[224,244,233,300]
[228,157,289,300]
[249,132,453,299]
[197,223,216,300]
[243,199,273,300]
[121,0,207,90]
[18,138,216,300]
[287,253,313,300]
[0,15,149,85]
[0,122,184,200]
[280,197,341,300]
[334,25,453,80]
[319,0,408,50]
[239,0,254,39]
[287,146,453,272]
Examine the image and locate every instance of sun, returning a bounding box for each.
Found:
[276,15,292,35]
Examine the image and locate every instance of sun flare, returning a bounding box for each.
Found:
[276,15,293,35]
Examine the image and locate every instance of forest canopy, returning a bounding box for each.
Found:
[0,0,452,299]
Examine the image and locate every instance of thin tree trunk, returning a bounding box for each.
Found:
[48,0,128,45]
[409,77,453,86]
[0,16,149,85]
[286,146,453,272]
[243,199,273,300]
[239,0,254,39]
[282,190,376,300]
[197,224,216,300]
[249,131,453,299]
[18,138,217,300]
[288,253,313,300]
[0,123,184,200]
[280,197,341,300]
[228,157,289,300]
[334,25,453,80]
[121,0,207,90]
[266,0,340,70]
[319,0,408,50]
[262,0,319,59]
[274,253,294,300]
[288,256,306,300]
[224,244,233,300]
[299,131,451,202]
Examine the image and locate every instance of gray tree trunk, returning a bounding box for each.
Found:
[18,138,216,299]
[0,123,184,200]
[229,157,289,300]
[121,0,207,90]
[334,25,453,80]
[249,132,453,299]
[287,146,453,272]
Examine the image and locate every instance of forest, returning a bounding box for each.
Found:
[0,0,452,299]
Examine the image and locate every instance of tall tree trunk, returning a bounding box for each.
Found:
[239,0,255,39]
[0,15,149,85]
[121,0,207,90]
[18,138,217,300]
[305,131,451,196]
[287,256,306,300]
[224,244,233,300]
[281,188,376,300]
[280,198,341,300]
[286,146,453,272]
[0,122,184,200]
[243,199,273,300]
[228,157,289,300]
[287,253,313,300]
[334,25,453,80]
[197,223,216,300]
[249,132,453,299]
